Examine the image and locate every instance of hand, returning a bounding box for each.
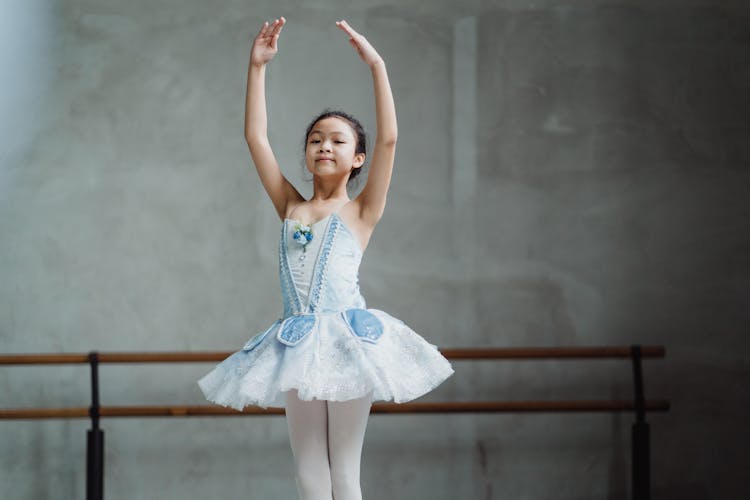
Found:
[336,20,384,68]
[250,17,286,67]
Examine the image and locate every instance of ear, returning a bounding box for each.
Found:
[353,152,366,169]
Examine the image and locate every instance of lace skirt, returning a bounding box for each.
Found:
[197,308,454,410]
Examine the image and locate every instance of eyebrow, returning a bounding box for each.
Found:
[310,129,347,136]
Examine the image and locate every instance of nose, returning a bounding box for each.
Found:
[319,139,332,152]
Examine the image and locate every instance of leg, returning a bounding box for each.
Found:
[285,389,333,500]
[327,392,373,500]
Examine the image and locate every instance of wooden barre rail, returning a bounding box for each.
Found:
[0,400,671,420]
[0,346,666,365]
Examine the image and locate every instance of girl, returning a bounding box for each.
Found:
[198,17,454,500]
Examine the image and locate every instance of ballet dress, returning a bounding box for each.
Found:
[197,211,455,410]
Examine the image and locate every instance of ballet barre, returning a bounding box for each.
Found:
[0,345,666,365]
[0,345,667,500]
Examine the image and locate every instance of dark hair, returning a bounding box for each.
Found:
[303,109,367,185]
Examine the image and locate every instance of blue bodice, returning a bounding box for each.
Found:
[279,212,367,318]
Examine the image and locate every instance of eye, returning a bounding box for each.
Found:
[335,140,345,144]
[310,139,320,144]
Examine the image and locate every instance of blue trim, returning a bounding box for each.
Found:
[308,216,339,313]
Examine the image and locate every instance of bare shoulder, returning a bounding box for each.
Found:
[338,200,381,253]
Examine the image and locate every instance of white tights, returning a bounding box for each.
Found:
[284,389,373,500]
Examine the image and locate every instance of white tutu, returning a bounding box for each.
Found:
[198,308,454,410]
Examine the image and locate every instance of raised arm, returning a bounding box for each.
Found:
[245,17,304,220]
[336,20,397,227]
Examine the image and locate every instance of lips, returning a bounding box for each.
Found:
[317,158,334,162]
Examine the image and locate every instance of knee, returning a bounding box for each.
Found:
[295,467,331,492]
[294,462,332,499]
[330,463,361,499]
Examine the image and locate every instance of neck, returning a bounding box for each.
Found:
[311,175,350,202]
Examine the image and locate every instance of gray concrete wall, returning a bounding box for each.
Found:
[1,0,748,498]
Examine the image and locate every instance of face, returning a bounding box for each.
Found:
[305,117,365,180]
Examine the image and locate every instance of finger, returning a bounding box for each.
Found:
[338,23,356,38]
[258,21,269,37]
[342,20,361,38]
[273,17,286,37]
[336,20,357,38]
[265,20,279,42]
[260,19,279,39]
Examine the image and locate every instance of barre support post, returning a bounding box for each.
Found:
[87,351,104,500]
[631,345,650,500]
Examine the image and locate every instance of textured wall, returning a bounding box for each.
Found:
[1,0,748,499]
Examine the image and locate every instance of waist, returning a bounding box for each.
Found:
[281,289,367,317]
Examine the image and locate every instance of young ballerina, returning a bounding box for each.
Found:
[198,17,454,500]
